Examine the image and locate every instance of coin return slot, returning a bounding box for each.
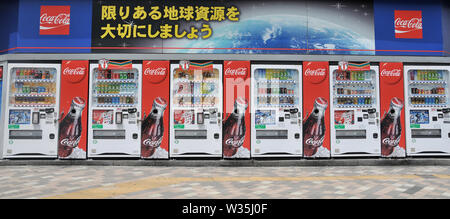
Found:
[32,112,40,124]
[116,112,122,124]
[197,113,204,124]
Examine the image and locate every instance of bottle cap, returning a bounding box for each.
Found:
[390,97,404,109]
[314,97,328,109]
[153,97,167,110]
[72,97,86,109]
[235,97,248,109]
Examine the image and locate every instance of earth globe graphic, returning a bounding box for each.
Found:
[165,15,374,55]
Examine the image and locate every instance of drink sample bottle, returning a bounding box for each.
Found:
[223,97,248,158]
[141,97,167,158]
[303,97,328,157]
[58,97,86,158]
[380,97,404,157]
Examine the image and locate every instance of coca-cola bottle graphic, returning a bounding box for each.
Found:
[223,97,248,158]
[58,97,86,158]
[381,97,404,157]
[141,97,167,158]
[303,97,328,157]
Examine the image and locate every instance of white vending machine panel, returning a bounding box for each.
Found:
[251,64,303,157]
[2,63,61,158]
[170,63,223,157]
[404,66,450,156]
[88,63,142,158]
[330,65,381,157]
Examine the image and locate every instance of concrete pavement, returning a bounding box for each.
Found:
[0,165,449,199]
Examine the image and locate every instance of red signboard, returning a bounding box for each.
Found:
[40,6,71,35]
[302,61,330,158]
[379,62,406,157]
[394,10,423,39]
[141,60,170,159]
[59,60,89,159]
[223,61,251,158]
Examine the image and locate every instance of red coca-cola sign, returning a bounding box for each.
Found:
[224,61,249,83]
[62,61,87,83]
[380,62,403,85]
[143,61,168,84]
[394,10,422,39]
[225,67,247,76]
[303,61,328,84]
[40,6,70,35]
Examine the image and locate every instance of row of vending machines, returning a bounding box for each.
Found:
[0,60,449,159]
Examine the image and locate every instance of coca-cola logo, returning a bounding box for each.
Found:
[394,10,423,39]
[381,69,401,77]
[40,13,70,26]
[304,62,328,84]
[305,68,326,76]
[144,67,166,76]
[60,137,80,148]
[63,67,86,76]
[225,67,247,76]
[62,61,88,83]
[380,63,403,85]
[40,6,71,35]
[143,61,169,84]
[395,18,422,30]
[143,138,162,148]
[225,137,245,148]
[305,136,324,147]
[382,137,400,147]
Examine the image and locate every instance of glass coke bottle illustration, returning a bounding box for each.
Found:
[303,97,328,157]
[141,97,167,158]
[381,97,403,156]
[223,97,248,158]
[58,97,86,158]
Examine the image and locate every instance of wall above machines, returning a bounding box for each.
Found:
[0,0,449,56]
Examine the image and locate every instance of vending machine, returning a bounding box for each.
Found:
[404,65,450,156]
[2,63,61,158]
[251,63,303,157]
[330,62,381,157]
[88,60,142,158]
[170,61,223,157]
[141,61,170,159]
[58,61,89,159]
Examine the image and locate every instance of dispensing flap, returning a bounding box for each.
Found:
[9,130,43,139]
[411,129,441,138]
[336,130,366,139]
[93,130,126,139]
[256,130,288,139]
[175,130,207,139]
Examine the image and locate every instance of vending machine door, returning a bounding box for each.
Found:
[88,63,142,158]
[169,63,223,157]
[330,65,381,157]
[251,64,303,157]
[2,63,60,158]
[404,65,450,156]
